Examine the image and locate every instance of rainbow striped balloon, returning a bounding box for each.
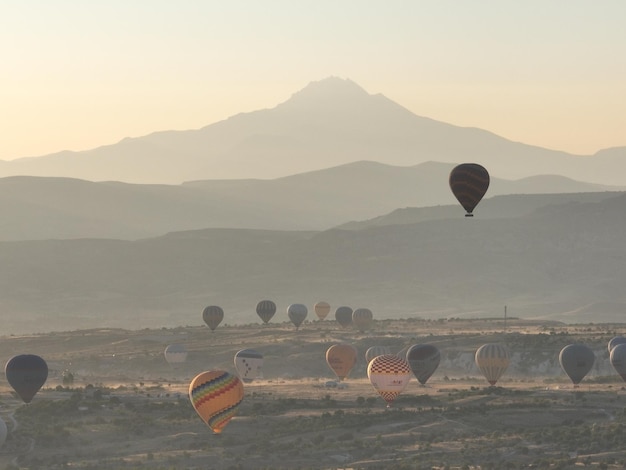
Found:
[189,370,244,434]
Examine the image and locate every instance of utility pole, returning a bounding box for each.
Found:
[504,305,507,333]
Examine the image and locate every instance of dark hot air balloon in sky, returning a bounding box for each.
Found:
[406,344,440,385]
[449,163,490,216]
[559,344,595,385]
[5,354,48,403]
[335,306,353,328]
[610,343,626,382]
[202,305,224,331]
[256,300,276,324]
[287,303,308,329]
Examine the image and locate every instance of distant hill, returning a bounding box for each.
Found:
[2,193,626,333]
[1,77,625,184]
[0,161,621,240]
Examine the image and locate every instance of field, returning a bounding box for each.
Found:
[1,318,626,470]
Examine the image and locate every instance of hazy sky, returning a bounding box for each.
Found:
[1,1,624,160]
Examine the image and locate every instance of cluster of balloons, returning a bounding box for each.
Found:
[201,301,375,331]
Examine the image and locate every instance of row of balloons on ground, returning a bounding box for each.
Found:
[5,335,626,436]
[187,336,626,434]
[202,301,375,331]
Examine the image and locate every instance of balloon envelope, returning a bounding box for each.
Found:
[559,344,595,385]
[189,370,244,434]
[352,308,373,331]
[164,343,188,364]
[326,344,358,380]
[287,304,308,329]
[314,301,331,321]
[202,305,224,331]
[365,346,392,365]
[449,163,490,216]
[475,343,510,386]
[256,300,276,324]
[367,354,412,405]
[0,417,6,448]
[5,354,48,403]
[608,336,626,354]
[335,306,353,328]
[234,349,264,383]
[610,343,626,382]
[406,344,441,385]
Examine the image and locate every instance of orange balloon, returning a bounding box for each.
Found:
[189,370,244,434]
[326,343,358,380]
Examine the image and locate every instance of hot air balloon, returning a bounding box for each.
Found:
[367,354,412,406]
[608,336,626,354]
[610,343,626,382]
[189,370,244,434]
[475,343,510,386]
[164,343,188,365]
[326,344,358,381]
[352,308,373,332]
[256,300,276,324]
[559,344,595,385]
[335,306,353,328]
[202,305,224,331]
[449,163,490,217]
[5,354,48,403]
[406,344,441,385]
[234,349,264,383]
[0,417,6,448]
[287,303,308,329]
[314,301,331,321]
[365,346,392,365]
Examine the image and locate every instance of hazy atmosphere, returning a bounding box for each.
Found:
[2,2,626,470]
[2,1,625,160]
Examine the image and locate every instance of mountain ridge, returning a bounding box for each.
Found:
[1,77,624,184]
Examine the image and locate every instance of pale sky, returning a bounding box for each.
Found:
[1,0,625,160]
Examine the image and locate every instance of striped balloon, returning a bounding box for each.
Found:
[189,370,244,434]
[449,163,490,216]
[202,305,224,331]
[256,300,276,324]
[475,343,510,386]
[367,354,412,405]
[365,346,392,365]
[352,308,373,331]
[287,304,308,329]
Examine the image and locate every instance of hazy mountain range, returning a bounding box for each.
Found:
[2,191,625,333]
[2,77,625,185]
[2,76,625,334]
[0,161,621,241]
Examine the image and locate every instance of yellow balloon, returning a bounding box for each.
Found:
[326,343,358,380]
[475,343,510,386]
[314,301,331,320]
[189,370,244,434]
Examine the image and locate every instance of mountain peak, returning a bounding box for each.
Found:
[280,77,370,107]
